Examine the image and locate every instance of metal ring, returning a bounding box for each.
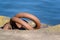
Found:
[3,13,41,30]
[12,13,41,30]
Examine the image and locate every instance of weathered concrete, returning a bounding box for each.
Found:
[0,16,60,40]
[0,29,60,40]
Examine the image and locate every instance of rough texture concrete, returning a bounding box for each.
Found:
[0,29,60,40]
[0,16,60,40]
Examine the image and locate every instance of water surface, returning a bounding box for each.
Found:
[0,0,60,25]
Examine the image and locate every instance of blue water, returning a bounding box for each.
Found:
[0,0,60,25]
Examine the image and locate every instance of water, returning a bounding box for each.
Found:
[0,0,60,25]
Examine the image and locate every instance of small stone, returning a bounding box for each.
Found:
[0,16,10,27]
[24,20,36,28]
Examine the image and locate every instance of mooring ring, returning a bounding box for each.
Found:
[12,13,41,30]
[3,13,41,30]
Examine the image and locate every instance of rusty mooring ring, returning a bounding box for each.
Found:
[12,13,41,30]
[3,13,41,30]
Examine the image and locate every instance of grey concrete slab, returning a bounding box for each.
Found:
[0,29,60,40]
